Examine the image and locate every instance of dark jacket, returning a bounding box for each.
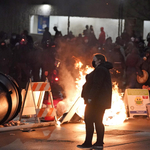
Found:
[81,61,113,109]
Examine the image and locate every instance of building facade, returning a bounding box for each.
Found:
[0,0,149,40]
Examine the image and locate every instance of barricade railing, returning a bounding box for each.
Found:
[19,78,57,123]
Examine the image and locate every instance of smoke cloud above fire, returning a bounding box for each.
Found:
[55,40,127,125]
[56,40,98,117]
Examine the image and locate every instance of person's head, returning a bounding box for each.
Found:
[105,37,112,45]
[53,26,58,31]
[85,25,89,29]
[45,27,49,31]
[0,41,6,50]
[145,49,150,58]
[131,47,139,54]
[115,36,122,45]
[100,27,104,32]
[23,30,28,35]
[78,33,82,37]
[143,49,150,60]
[92,53,106,68]
[69,31,73,35]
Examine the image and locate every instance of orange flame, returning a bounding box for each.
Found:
[75,60,127,125]
[103,82,127,125]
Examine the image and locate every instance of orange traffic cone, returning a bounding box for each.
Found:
[44,101,55,121]
[45,93,55,121]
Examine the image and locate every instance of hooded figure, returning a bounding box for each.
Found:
[81,55,113,107]
[77,53,113,149]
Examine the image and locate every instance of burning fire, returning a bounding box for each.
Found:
[74,60,127,125]
[103,82,127,125]
[74,61,93,118]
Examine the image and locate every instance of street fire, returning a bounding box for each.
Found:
[75,61,93,118]
[103,82,127,125]
[74,61,127,125]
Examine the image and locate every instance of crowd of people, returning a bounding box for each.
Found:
[0,25,150,93]
[0,29,55,89]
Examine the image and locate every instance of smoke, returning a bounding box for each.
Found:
[59,63,77,100]
[57,41,82,99]
[56,39,98,117]
[55,38,127,125]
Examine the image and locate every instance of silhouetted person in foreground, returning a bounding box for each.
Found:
[77,53,113,149]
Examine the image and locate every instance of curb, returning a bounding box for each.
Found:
[0,121,55,132]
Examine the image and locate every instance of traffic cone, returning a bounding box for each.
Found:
[44,94,55,121]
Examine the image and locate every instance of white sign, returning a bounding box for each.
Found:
[124,89,150,118]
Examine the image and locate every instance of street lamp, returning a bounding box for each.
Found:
[37,4,52,16]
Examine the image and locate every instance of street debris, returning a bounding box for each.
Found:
[20,128,35,132]
[1,120,27,128]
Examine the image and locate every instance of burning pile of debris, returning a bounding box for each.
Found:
[0,40,127,127]
[55,41,127,125]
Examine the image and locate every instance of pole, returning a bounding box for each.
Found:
[118,0,123,36]
[67,16,70,35]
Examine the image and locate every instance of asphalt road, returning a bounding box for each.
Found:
[0,117,150,150]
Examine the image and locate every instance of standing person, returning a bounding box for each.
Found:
[22,30,33,48]
[83,25,90,45]
[125,47,141,88]
[77,53,113,149]
[98,27,106,48]
[53,26,62,42]
[83,25,90,38]
[89,25,97,46]
[121,29,130,47]
[146,32,150,47]
[41,27,52,48]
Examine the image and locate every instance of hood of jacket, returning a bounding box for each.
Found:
[98,61,113,70]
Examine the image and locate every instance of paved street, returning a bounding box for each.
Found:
[0,117,150,150]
